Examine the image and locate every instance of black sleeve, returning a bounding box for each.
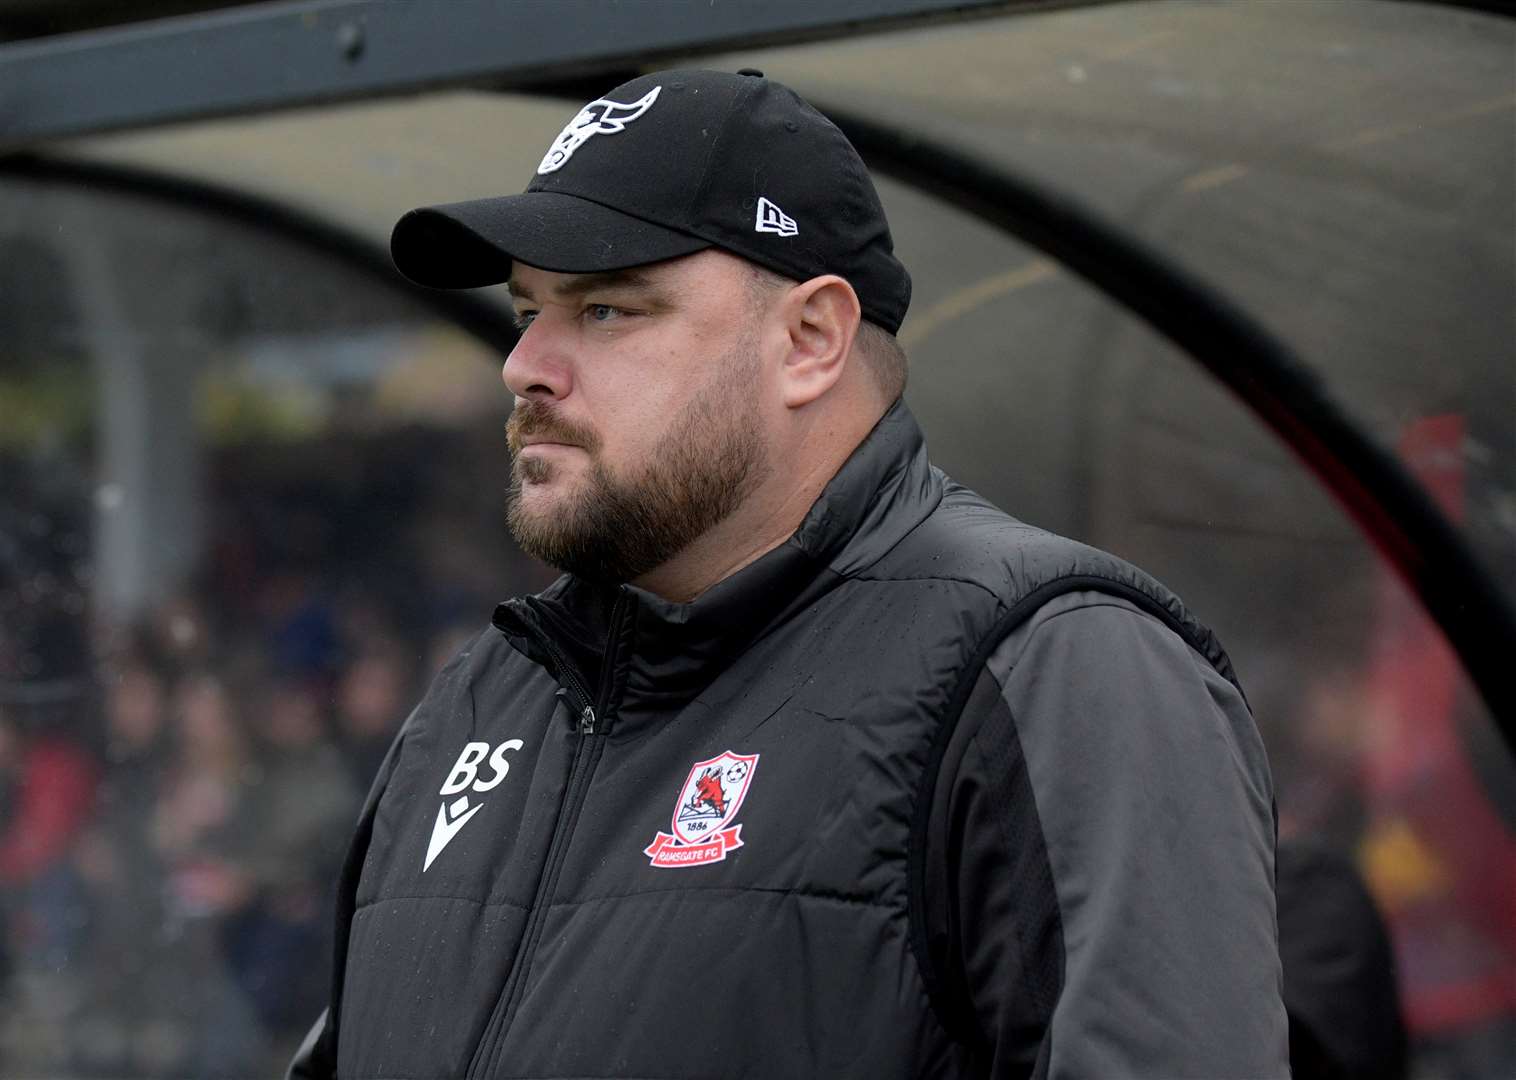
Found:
[931,592,1288,1079]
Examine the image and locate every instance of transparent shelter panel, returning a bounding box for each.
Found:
[0,175,548,1078]
[877,174,1515,1074]
[720,0,1516,606]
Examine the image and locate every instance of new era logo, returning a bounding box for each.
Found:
[755,197,798,237]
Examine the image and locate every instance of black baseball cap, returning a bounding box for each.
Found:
[390,69,912,334]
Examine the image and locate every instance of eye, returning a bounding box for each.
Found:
[586,303,622,323]
[512,309,538,331]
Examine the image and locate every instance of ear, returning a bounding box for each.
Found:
[776,275,861,409]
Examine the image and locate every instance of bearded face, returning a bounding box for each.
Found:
[505,330,770,584]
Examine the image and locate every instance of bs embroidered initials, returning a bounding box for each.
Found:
[424,739,524,872]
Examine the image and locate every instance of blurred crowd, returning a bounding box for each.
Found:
[0,429,1512,1079]
[0,577,485,1077]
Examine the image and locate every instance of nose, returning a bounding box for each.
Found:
[502,320,570,403]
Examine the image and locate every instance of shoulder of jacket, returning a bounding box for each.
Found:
[868,478,1132,595]
[868,478,1242,694]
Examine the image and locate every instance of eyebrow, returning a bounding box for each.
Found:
[507,268,659,303]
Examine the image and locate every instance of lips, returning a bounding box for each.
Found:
[509,428,583,455]
[506,402,598,456]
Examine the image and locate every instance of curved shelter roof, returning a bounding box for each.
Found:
[34,0,1511,690]
[43,0,1512,576]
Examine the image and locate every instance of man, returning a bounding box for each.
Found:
[291,69,1286,1079]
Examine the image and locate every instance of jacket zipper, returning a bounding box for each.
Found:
[467,587,632,1078]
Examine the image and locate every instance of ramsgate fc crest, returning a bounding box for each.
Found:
[644,750,758,869]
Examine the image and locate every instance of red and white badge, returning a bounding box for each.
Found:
[643,750,759,869]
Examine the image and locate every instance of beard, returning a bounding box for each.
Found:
[505,333,771,584]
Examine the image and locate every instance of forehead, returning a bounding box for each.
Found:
[507,249,750,302]
[507,266,656,302]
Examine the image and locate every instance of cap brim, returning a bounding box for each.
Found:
[390,191,711,288]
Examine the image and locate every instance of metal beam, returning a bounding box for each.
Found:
[0,153,521,352]
[0,0,1060,149]
[0,0,255,43]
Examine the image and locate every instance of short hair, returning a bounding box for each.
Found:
[853,316,908,402]
[745,264,907,402]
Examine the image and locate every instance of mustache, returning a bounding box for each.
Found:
[506,401,601,455]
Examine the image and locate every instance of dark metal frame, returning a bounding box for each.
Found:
[1,0,1512,735]
[0,0,1074,149]
[0,0,1503,148]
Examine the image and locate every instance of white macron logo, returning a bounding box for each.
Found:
[755,196,798,237]
[537,86,662,174]
[423,739,524,872]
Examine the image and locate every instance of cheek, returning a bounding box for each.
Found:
[585,381,672,453]
[578,325,724,448]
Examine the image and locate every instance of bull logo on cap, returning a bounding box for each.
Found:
[537,86,662,175]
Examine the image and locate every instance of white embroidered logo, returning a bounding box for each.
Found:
[755,196,798,237]
[423,738,524,872]
[536,86,662,175]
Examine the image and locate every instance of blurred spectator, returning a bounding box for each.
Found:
[76,655,174,937]
[1279,838,1408,1080]
[335,639,414,791]
[1278,664,1371,848]
[0,703,98,974]
[72,657,178,1077]
[0,717,11,995]
[150,672,268,1076]
[0,478,99,994]
[259,568,340,682]
[153,673,258,891]
[228,676,359,1031]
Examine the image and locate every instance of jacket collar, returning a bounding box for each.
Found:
[495,399,942,708]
